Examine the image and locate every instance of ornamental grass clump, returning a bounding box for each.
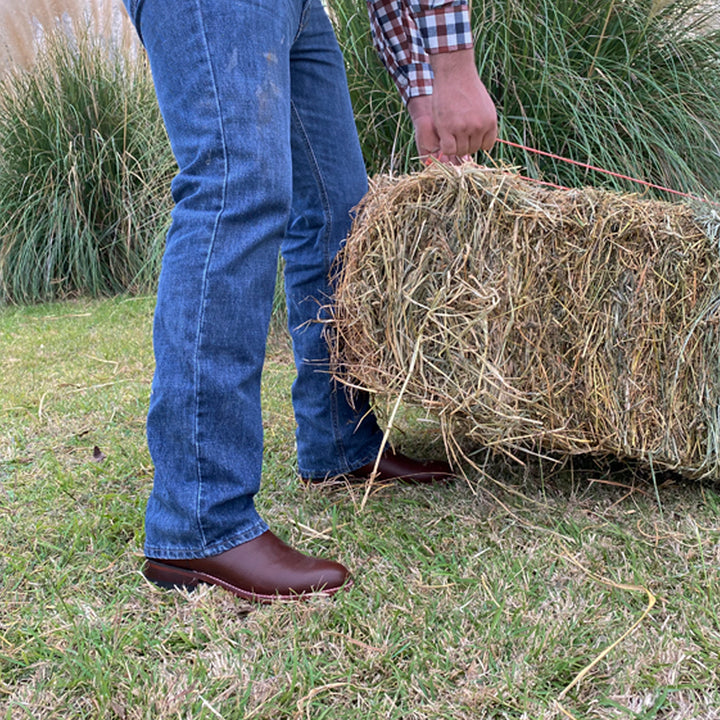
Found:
[332,164,720,479]
[0,26,174,304]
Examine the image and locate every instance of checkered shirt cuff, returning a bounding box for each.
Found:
[404,63,434,101]
[414,6,474,54]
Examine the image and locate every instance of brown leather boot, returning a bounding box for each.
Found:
[144,529,351,603]
[303,449,456,485]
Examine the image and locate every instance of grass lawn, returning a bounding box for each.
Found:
[2,296,720,719]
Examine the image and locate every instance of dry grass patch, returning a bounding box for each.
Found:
[0,0,136,70]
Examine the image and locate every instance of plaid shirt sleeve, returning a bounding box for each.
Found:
[366,1,473,104]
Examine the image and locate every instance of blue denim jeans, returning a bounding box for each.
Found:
[122,0,382,558]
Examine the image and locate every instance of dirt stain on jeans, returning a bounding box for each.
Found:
[256,52,281,126]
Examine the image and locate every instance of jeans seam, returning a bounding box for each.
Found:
[190,0,231,551]
[289,98,348,469]
[293,0,313,43]
[289,101,334,279]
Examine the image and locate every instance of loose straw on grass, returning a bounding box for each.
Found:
[554,553,656,717]
[360,327,426,511]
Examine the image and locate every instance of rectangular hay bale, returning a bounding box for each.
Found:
[332,165,720,480]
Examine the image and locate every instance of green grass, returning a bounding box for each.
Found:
[2,297,720,718]
[330,0,720,197]
[0,28,175,304]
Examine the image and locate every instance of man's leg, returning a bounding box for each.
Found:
[282,0,383,480]
[282,1,454,485]
[122,0,349,600]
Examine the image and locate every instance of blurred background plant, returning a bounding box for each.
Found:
[0,0,136,69]
[0,1,174,304]
[329,0,720,197]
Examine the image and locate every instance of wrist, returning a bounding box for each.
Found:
[407,94,433,123]
[428,48,477,80]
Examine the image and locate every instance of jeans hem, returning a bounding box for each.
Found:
[144,515,270,560]
[298,438,385,480]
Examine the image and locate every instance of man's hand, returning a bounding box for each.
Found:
[431,48,497,157]
[408,48,497,164]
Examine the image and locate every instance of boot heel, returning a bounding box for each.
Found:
[143,559,201,591]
